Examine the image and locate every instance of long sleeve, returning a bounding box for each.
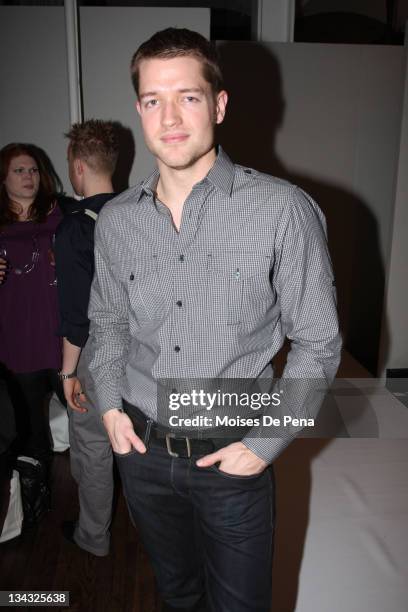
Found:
[55,215,94,348]
[243,187,342,463]
[87,213,131,415]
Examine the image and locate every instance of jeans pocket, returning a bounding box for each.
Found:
[113,449,140,459]
[210,463,265,481]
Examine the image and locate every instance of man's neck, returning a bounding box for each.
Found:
[156,147,216,208]
[82,177,113,199]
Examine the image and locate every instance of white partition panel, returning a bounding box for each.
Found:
[218,41,404,373]
[380,39,408,373]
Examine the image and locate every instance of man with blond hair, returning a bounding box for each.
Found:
[55,119,118,557]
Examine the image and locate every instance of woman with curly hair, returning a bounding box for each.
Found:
[0,143,65,468]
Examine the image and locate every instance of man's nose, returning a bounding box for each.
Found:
[161,101,181,127]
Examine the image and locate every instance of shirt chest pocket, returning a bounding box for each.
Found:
[123,254,172,322]
[206,252,273,325]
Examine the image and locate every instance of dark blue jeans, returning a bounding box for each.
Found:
[115,444,275,612]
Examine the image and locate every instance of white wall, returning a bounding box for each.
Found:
[380,40,408,372]
[270,44,402,264]
[80,7,210,187]
[218,41,404,372]
[0,7,71,190]
[0,6,210,193]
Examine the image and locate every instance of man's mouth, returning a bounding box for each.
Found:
[161,133,189,144]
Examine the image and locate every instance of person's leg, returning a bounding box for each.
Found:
[0,374,16,457]
[116,446,207,611]
[66,361,113,556]
[0,376,15,535]
[192,463,275,612]
[11,370,52,462]
[48,368,66,408]
[0,452,11,535]
[5,371,52,526]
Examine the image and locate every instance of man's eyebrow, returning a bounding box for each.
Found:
[139,87,205,100]
[178,87,205,94]
[139,91,158,100]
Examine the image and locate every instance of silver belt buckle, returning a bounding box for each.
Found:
[165,432,192,458]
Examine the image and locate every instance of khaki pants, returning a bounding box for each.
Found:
[68,345,113,556]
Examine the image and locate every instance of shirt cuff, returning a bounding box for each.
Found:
[94,382,123,418]
[241,435,295,464]
[66,330,89,349]
[57,321,89,348]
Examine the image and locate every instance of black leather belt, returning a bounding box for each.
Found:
[122,400,238,458]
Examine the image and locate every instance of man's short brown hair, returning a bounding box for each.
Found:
[65,119,119,176]
[130,28,224,98]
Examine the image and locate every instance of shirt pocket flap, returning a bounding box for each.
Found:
[208,251,271,279]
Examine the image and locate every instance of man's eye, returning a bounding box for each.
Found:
[184,96,198,103]
[145,99,158,108]
[13,168,24,175]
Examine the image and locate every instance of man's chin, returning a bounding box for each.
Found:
[158,153,197,171]
[156,147,214,172]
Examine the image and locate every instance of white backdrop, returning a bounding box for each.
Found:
[0,6,210,192]
[80,6,210,186]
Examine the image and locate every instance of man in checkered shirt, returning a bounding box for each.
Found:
[88,28,341,612]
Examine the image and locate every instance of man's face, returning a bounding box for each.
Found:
[136,56,227,172]
[67,146,83,196]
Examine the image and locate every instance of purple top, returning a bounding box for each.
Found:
[0,205,63,373]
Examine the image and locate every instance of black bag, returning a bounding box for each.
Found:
[15,456,50,528]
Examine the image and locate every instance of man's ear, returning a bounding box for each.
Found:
[75,158,83,175]
[136,99,141,116]
[215,90,228,125]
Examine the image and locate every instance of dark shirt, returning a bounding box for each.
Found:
[0,205,63,373]
[55,193,115,348]
[56,194,80,215]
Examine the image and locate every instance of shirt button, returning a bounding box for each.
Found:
[179,254,184,262]
[174,345,181,352]
[176,300,182,307]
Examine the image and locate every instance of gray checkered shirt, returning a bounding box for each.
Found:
[87,147,341,463]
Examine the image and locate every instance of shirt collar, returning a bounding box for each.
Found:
[139,145,235,202]
[139,169,159,201]
[205,146,235,197]
[81,192,116,213]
